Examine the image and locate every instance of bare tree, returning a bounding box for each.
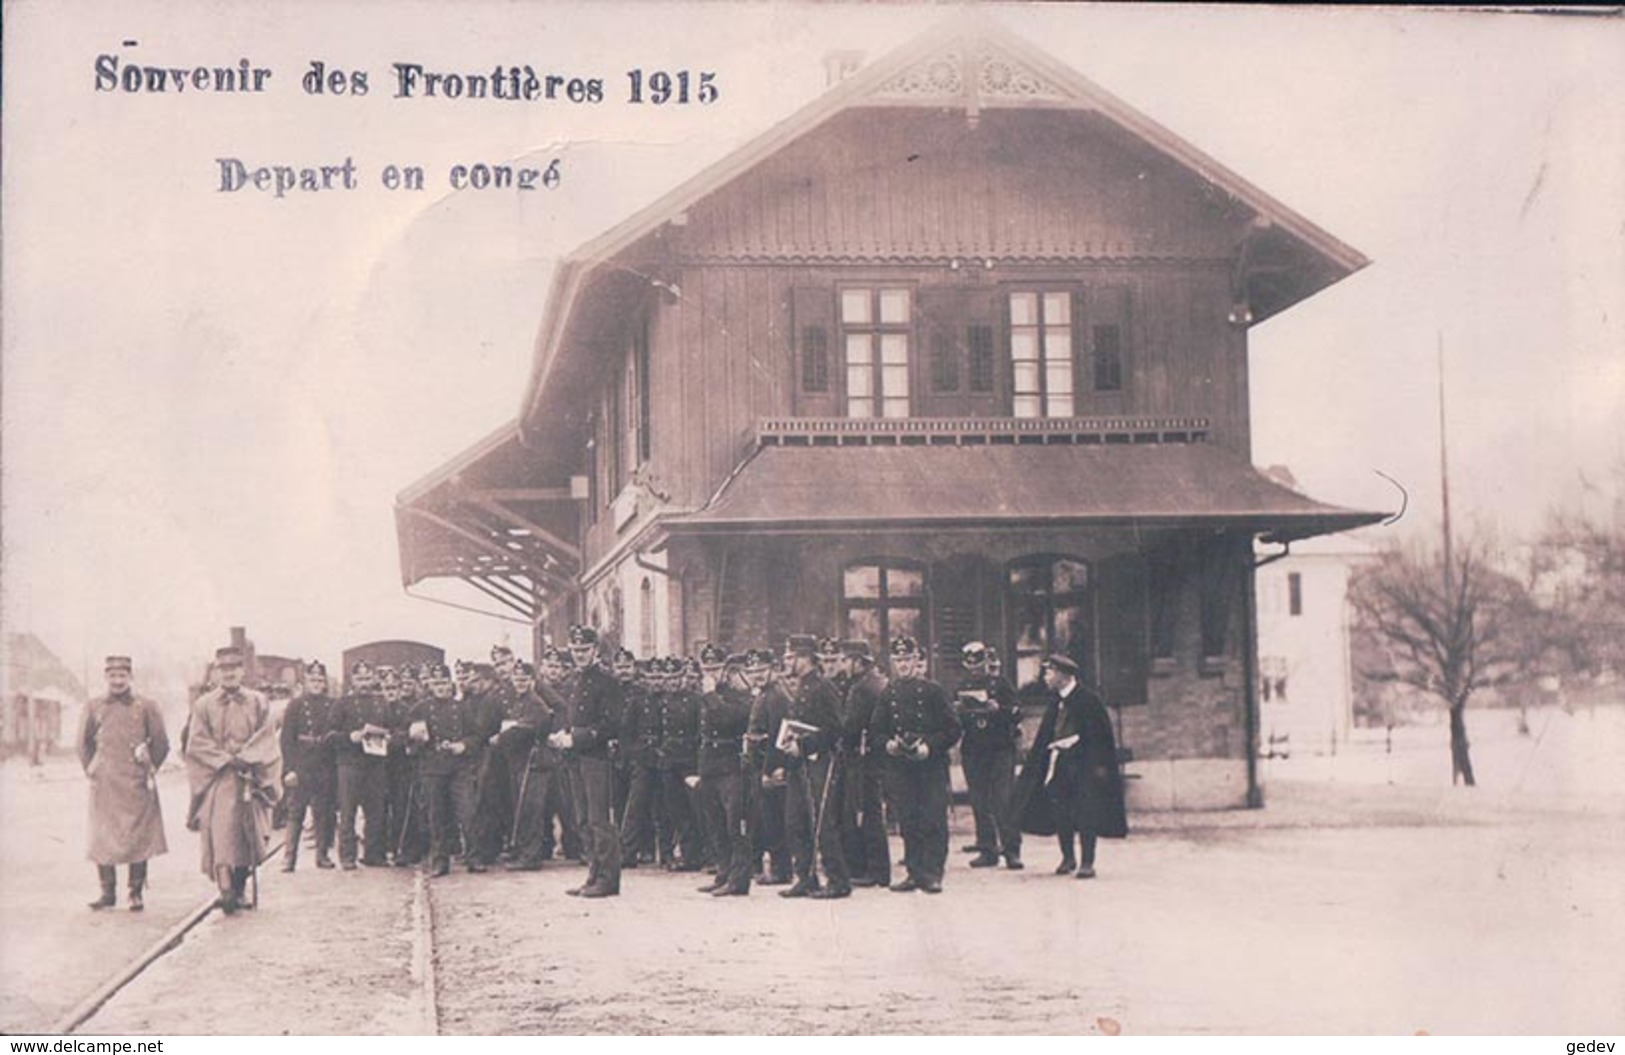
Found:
[1531,484,1625,681]
[1350,539,1535,786]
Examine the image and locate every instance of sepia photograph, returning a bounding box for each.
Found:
[2,0,1622,1038]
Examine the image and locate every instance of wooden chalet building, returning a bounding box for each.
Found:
[396,21,1383,809]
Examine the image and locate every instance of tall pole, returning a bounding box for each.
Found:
[1438,331,1454,595]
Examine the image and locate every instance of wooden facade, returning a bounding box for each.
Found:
[397,22,1381,808]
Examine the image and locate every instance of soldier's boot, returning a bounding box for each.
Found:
[969,852,1000,868]
[128,861,147,912]
[88,865,117,910]
[215,866,240,915]
[232,867,254,910]
[282,825,301,872]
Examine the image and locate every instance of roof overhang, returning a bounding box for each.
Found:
[660,439,1386,545]
[395,421,582,621]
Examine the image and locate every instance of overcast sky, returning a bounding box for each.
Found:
[3,1,1621,681]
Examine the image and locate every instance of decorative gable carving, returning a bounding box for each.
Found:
[866,37,1075,109]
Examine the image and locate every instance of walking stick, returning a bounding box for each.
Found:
[811,747,840,883]
[396,777,417,861]
[239,769,260,909]
[510,745,536,847]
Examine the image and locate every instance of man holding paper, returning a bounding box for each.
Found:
[1015,654,1127,878]
[79,655,169,911]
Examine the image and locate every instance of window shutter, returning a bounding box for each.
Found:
[791,286,835,414]
[1096,552,1149,708]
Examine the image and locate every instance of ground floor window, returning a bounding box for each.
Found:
[841,560,926,656]
[1007,554,1093,690]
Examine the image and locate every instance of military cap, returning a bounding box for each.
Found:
[215,646,246,667]
[660,656,683,675]
[397,665,419,683]
[378,666,400,683]
[425,662,452,679]
[453,659,472,674]
[1043,653,1080,677]
[491,644,515,660]
[783,634,819,658]
[568,625,598,646]
[743,648,773,670]
[612,647,637,666]
[839,640,874,661]
[540,646,564,663]
[471,662,496,678]
[513,659,535,677]
[104,655,133,672]
[889,636,922,658]
[699,643,728,666]
[816,637,842,659]
[683,657,702,676]
[961,641,989,667]
[304,660,328,677]
[351,660,374,676]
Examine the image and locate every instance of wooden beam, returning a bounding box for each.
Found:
[402,505,564,589]
[468,487,577,503]
[466,577,537,621]
[466,498,582,569]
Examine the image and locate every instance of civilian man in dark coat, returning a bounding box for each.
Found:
[870,636,960,894]
[955,641,1024,871]
[79,655,169,911]
[279,660,338,872]
[1014,654,1128,878]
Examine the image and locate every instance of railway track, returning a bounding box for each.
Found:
[53,841,445,1037]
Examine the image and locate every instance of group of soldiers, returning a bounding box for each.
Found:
[79,624,1128,913]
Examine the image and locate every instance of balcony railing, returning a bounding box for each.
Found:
[756,415,1210,447]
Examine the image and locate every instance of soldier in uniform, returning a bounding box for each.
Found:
[464,663,509,872]
[955,641,1025,870]
[79,655,169,911]
[657,657,704,871]
[693,646,753,896]
[838,640,891,888]
[778,635,849,899]
[389,665,426,867]
[497,659,557,871]
[334,662,394,869]
[870,636,960,894]
[279,660,338,872]
[613,649,660,867]
[410,663,482,877]
[184,646,281,913]
[742,648,791,885]
[535,648,582,862]
[552,625,622,898]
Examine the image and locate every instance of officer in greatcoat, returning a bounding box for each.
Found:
[870,636,960,894]
[279,660,338,872]
[184,645,282,914]
[1014,654,1128,878]
[79,655,169,911]
[955,641,1025,870]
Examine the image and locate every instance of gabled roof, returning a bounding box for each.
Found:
[520,14,1368,441]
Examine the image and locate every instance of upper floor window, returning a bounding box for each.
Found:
[841,287,911,419]
[1288,572,1303,617]
[1008,291,1074,419]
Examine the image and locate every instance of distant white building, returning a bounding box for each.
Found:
[1255,532,1375,757]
